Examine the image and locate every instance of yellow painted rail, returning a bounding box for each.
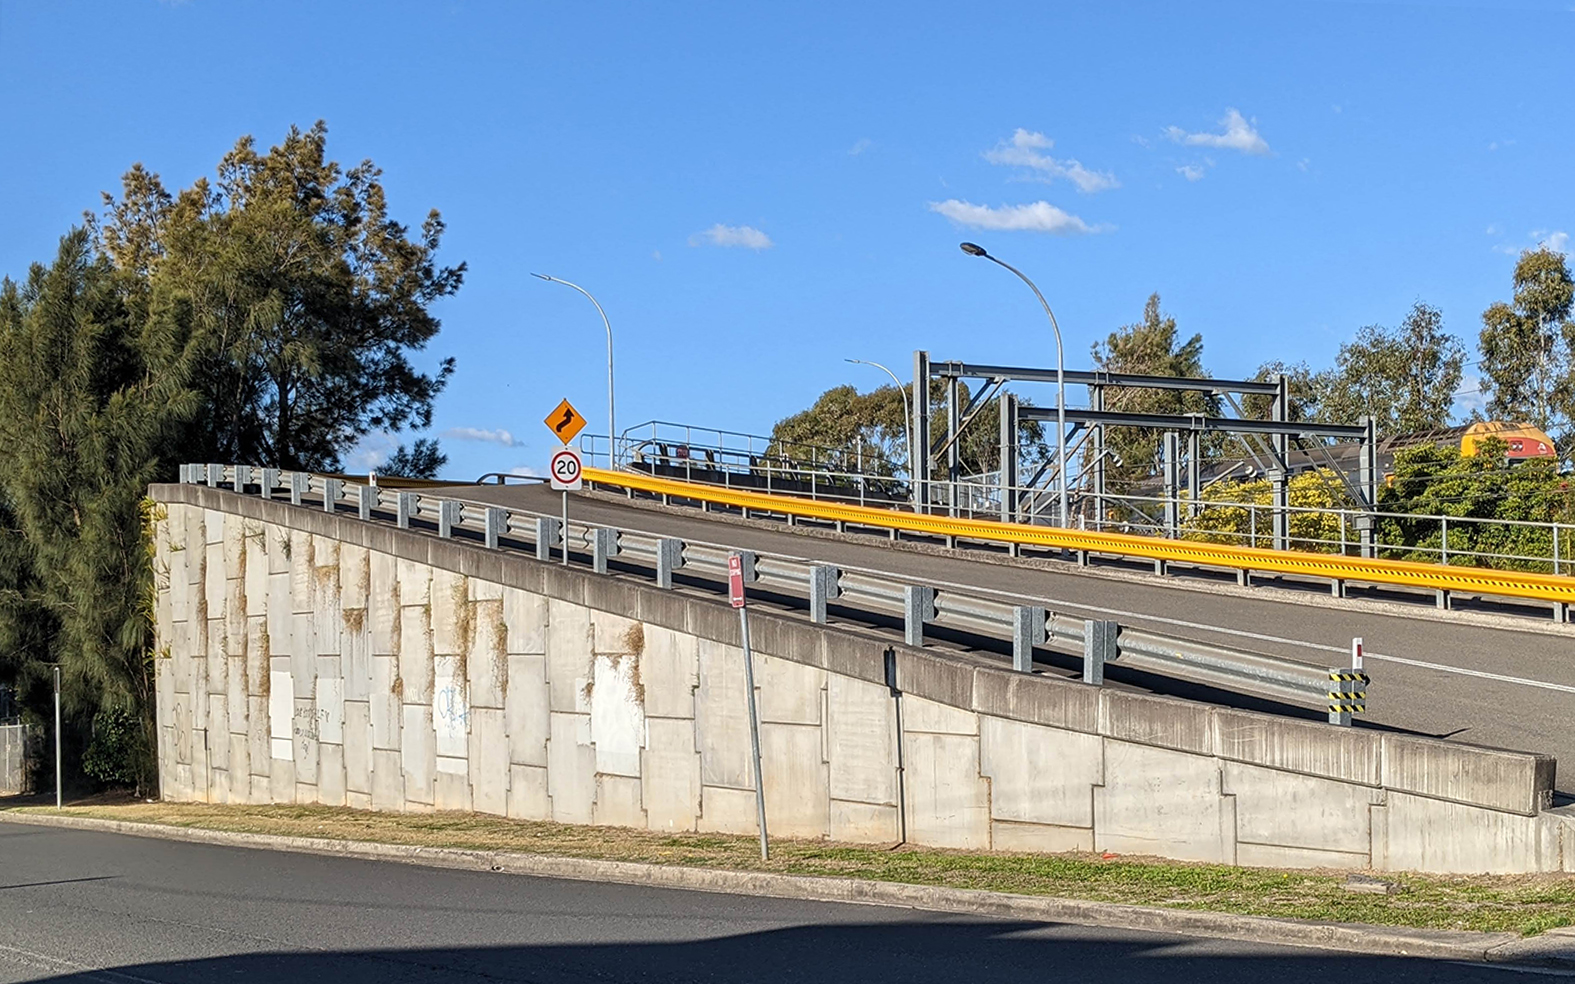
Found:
[584,467,1575,607]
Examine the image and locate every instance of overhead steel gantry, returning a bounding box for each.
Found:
[912,352,1380,556]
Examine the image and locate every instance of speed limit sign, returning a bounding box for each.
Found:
[550,447,583,490]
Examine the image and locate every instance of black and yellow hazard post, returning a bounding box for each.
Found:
[1328,637,1371,726]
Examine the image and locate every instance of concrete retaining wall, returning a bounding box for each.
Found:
[150,484,1573,874]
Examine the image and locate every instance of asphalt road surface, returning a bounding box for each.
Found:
[452,483,1575,794]
[0,822,1547,983]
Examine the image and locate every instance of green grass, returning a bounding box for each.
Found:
[10,801,1574,936]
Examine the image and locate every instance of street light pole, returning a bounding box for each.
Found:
[958,243,1069,527]
[532,274,617,468]
[845,358,916,508]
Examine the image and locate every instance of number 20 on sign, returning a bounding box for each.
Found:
[550,447,583,491]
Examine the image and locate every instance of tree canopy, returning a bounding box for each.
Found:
[1317,302,1464,435]
[1478,247,1575,452]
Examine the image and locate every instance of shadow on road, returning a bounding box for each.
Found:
[15,920,1515,983]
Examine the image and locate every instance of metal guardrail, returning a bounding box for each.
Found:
[577,465,1575,618]
[177,463,1369,725]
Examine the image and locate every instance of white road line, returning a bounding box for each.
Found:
[0,940,169,983]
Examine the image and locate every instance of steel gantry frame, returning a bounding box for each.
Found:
[912,351,1381,556]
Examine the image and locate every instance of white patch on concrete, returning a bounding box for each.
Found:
[591,655,646,778]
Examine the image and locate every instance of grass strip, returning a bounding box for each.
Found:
[10,801,1573,936]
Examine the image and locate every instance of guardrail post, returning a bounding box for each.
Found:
[322,479,342,513]
[536,517,561,561]
[1011,606,1044,673]
[809,565,840,624]
[206,463,222,488]
[656,538,685,589]
[1083,619,1119,686]
[438,500,462,538]
[1435,588,1450,611]
[358,485,376,521]
[484,507,507,549]
[234,464,252,491]
[1330,578,1344,599]
[289,472,308,506]
[261,468,279,499]
[903,586,936,647]
[592,528,619,574]
[397,492,417,529]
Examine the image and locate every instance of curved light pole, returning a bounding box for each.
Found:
[532,274,617,467]
[959,242,1068,527]
[845,358,915,504]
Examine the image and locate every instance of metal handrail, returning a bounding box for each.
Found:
[179,462,1367,724]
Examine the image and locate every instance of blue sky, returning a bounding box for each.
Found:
[2,0,1572,479]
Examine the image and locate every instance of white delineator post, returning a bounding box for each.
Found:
[730,553,769,860]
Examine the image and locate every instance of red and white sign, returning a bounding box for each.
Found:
[549,446,583,491]
[728,553,746,609]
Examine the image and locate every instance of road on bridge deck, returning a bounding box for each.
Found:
[0,822,1535,983]
[453,483,1575,796]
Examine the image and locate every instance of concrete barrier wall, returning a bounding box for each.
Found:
[149,484,1573,874]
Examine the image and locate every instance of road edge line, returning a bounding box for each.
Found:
[3,809,1557,965]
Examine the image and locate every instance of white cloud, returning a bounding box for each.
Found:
[1453,373,1487,418]
[849,138,873,156]
[689,223,773,249]
[1165,108,1271,156]
[509,465,544,478]
[1176,164,1205,182]
[344,430,398,472]
[983,129,1118,193]
[1495,229,1571,255]
[1485,223,1502,236]
[1540,230,1570,253]
[928,199,1103,235]
[442,426,522,447]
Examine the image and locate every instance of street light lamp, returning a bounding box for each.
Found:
[958,242,1069,527]
[845,358,916,506]
[532,274,618,467]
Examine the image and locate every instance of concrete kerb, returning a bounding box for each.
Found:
[3,810,1571,968]
[576,487,1575,638]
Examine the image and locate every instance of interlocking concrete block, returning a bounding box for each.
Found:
[642,718,700,832]
[593,774,646,828]
[370,552,398,655]
[1375,791,1555,874]
[507,765,550,821]
[290,614,316,698]
[269,755,295,804]
[227,732,250,788]
[433,655,469,762]
[247,696,269,774]
[902,695,976,736]
[698,784,764,835]
[696,638,752,789]
[398,604,433,705]
[370,656,402,751]
[290,530,314,613]
[205,541,225,621]
[206,696,230,770]
[980,716,1103,828]
[757,655,824,726]
[434,769,471,812]
[992,821,1095,853]
[502,587,547,655]
[546,600,593,714]
[246,617,268,697]
[468,599,506,710]
[266,571,291,660]
[1223,759,1380,861]
[590,609,641,656]
[761,722,830,838]
[343,700,372,796]
[971,666,1099,734]
[827,673,896,807]
[401,703,435,806]
[547,711,597,824]
[431,569,467,656]
[592,654,646,778]
[640,626,697,720]
[316,672,344,745]
[1094,740,1235,863]
[904,732,989,850]
[319,742,346,807]
[341,543,368,610]
[397,558,431,609]
[310,562,342,657]
[292,697,319,785]
[469,707,508,817]
[210,768,231,806]
[1099,690,1213,756]
[1380,734,1554,816]
[506,655,549,767]
[225,579,247,665]
[829,799,899,844]
[225,657,249,733]
[371,749,403,812]
[244,522,268,618]
[342,618,371,702]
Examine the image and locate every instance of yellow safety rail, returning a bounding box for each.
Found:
[584,467,1575,607]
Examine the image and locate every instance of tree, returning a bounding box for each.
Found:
[1242,360,1321,422]
[96,121,463,471]
[1479,247,1575,452]
[379,438,448,480]
[1315,302,1464,436]
[1089,293,1214,490]
[0,230,197,791]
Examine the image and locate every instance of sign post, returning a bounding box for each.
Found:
[730,553,769,860]
[544,400,588,567]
